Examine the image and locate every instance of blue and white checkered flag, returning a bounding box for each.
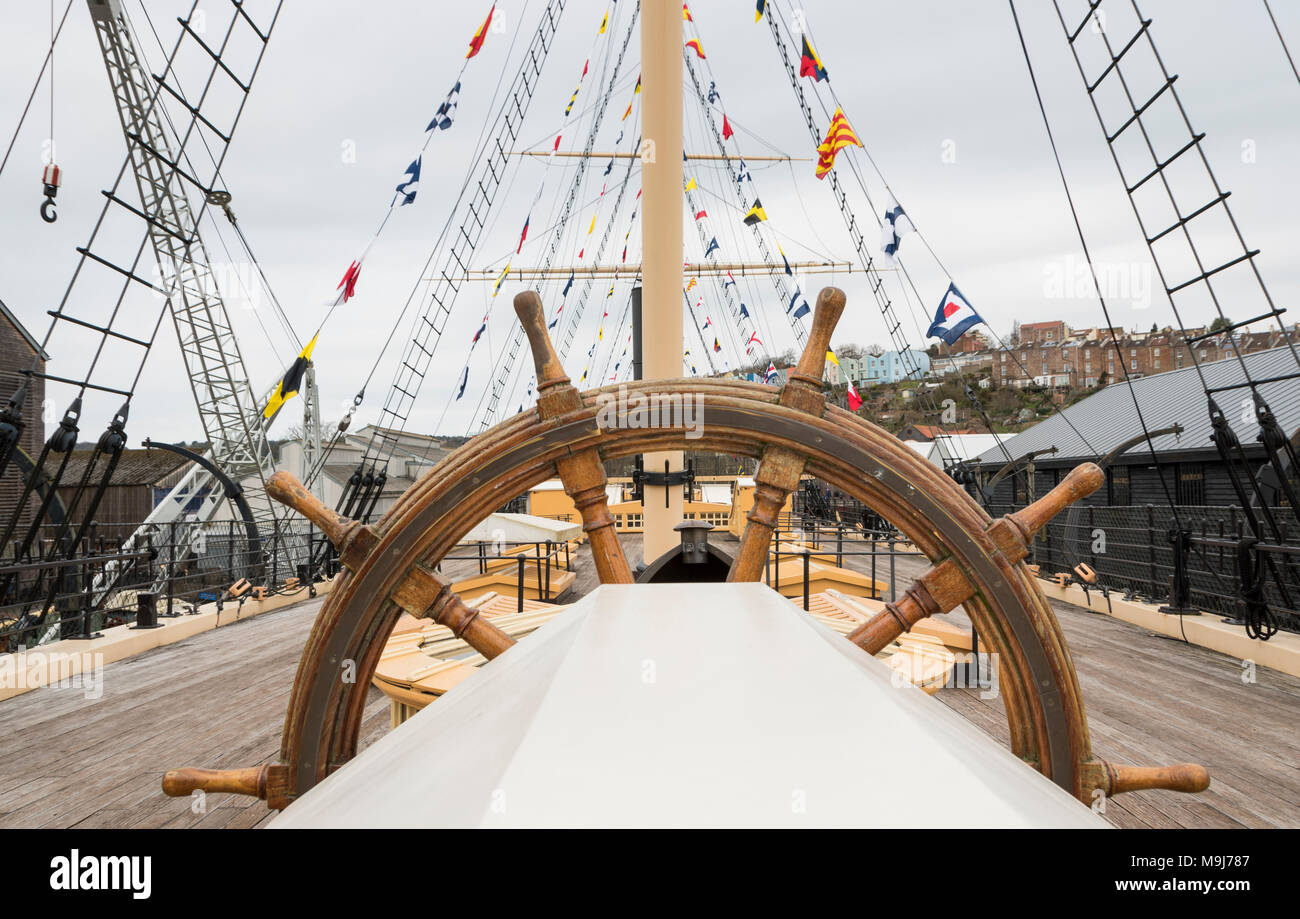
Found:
[427,81,461,132]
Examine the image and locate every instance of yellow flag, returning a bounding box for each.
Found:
[263,333,319,420]
[599,9,608,33]
[684,177,697,191]
[492,260,511,297]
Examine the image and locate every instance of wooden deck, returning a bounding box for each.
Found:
[1,533,1296,829]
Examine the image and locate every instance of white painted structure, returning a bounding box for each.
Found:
[271,583,1104,828]
[460,512,582,544]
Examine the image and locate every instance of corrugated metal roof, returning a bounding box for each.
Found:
[973,346,1300,466]
[56,448,190,486]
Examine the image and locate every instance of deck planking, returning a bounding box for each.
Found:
[0,532,1295,828]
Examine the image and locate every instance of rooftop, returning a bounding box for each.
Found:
[972,346,1300,466]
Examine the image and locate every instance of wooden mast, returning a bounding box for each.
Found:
[640,0,685,561]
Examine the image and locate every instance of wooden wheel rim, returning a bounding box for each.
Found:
[277,378,1093,803]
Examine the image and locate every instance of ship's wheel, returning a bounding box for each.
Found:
[162,288,1208,812]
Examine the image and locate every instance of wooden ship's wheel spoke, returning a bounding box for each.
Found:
[728,288,842,583]
[516,291,635,586]
[161,286,1210,813]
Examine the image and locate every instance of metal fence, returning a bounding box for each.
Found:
[1,519,317,652]
[987,503,1300,634]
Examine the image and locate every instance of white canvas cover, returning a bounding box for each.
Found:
[271,583,1105,829]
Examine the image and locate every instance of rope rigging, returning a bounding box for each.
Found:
[1263,0,1300,91]
[683,47,809,352]
[348,0,569,475]
[764,2,969,470]
[776,2,1021,476]
[1017,0,1300,638]
[0,1,289,642]
[303,0,573,542]
[474,3,641,433]
[4,0,1296,643]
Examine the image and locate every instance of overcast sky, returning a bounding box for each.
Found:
[2,0,1297,446]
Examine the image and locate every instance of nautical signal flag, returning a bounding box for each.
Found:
[789,287,810,319]
[427,81,461,132]
[394,156,421,206]
[739,302,750,319]
[846,380,863,411]
[755,1,767,23]
[456,365,469,400]
[337,260,362,303]
[467,5,494,59]
[747,332,762,347]
[722,114,734,140]
[800,36,828,81]
[492,261,511,298]
[694,209,707,220]
[815,107,861,179]
[685,177,697,191]
[686,38,706,59]
[682,3,693,21]
[263,334,319,420]
[825,350,841,383]
[599,9,608,34]
[765,362,778,383]
[704,236,720,257]
[518,216,530,253]
[927,283,983,345]
[743,198,767,225]
[713,337,722,353]
[634,74,642,94]
[881,193,914,265]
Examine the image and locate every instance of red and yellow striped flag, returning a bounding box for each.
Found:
[815,107,861,179]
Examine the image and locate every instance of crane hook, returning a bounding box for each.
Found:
[40,164,62,224]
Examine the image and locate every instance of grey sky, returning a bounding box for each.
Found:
[1,0,1297,446]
